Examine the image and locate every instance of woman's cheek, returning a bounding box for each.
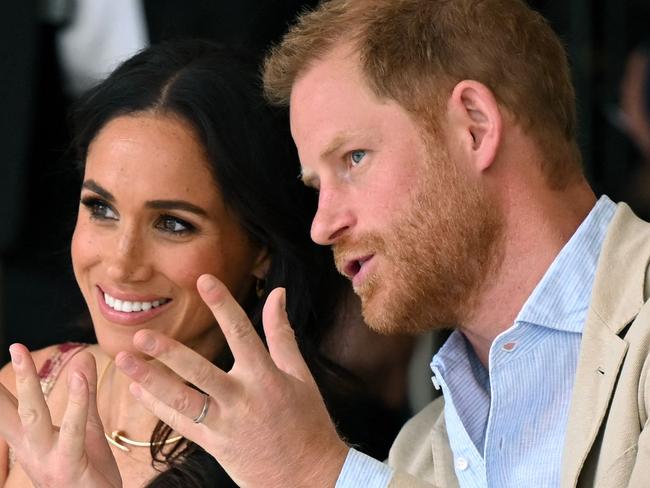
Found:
[159,247,209,292]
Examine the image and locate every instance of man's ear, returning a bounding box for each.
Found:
[447,80,502,172]
[252,247,271,280]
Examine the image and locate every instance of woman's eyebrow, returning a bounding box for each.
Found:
[146,200,208,216]
[82,180,208,216]
[81,179,115,202]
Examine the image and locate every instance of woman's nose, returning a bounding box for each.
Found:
[105,229,152,282]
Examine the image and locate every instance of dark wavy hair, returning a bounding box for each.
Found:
[71,39,347,487]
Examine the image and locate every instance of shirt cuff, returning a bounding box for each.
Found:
[335,448,394,488]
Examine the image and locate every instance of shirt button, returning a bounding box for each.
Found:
[455,457,469,471]
[502,341,517,352]
[431,375,441,390]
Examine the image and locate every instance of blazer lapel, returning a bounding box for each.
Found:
[430,409,459,488]
[561,203,650,487]
[560,313,628,487]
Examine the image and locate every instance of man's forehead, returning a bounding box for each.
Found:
[290,42,361,102]
[290,57,376,147]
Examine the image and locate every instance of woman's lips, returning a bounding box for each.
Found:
[95,286,171,326]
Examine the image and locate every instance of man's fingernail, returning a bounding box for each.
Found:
[198,274,218,293]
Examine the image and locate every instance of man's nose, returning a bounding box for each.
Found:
[310,185,354,245]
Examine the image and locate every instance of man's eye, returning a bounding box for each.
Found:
[81,197,118,220]
[349,150,366,166]
[155,215,195,235]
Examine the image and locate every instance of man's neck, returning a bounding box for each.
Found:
[459,179,597,366]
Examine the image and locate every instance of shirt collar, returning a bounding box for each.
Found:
[514,195,616,333]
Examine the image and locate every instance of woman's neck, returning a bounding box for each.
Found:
[93,348,167,450]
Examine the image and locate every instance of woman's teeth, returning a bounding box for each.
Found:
[103,292,169,313]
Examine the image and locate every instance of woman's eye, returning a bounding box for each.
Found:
[349,150,366,166]
[156,215,195,235]
[81,197,118,220]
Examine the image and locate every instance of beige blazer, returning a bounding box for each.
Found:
[386,203,650,488]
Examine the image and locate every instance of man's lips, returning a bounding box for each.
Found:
[342,255,374,280]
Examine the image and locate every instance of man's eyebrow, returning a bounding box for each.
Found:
[82,180,115,202]
[320,133,352,160]
[145,200,208,216]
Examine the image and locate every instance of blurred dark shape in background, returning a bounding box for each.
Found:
[618,42,650,219]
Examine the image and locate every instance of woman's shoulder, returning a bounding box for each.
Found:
[0,343,90,397]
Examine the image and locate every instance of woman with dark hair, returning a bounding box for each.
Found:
[0,39,346,487]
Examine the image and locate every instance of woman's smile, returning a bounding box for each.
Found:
[96,286,172,326]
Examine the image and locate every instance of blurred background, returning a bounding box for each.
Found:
[0,0,649,368]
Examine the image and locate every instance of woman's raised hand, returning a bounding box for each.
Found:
[116,274,348,488]
[0,346,121,487]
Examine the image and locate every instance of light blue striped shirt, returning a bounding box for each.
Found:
[335,196,617,488]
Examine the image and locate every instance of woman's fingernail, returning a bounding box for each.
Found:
[129,382,143,399]
[9,347,22,366]
[118,354,136,374]
[198,274,217,293]
[70,373,84,392]
[137,333,156,352]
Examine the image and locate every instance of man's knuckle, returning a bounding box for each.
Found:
[211,293,227,311]
[192,364,216,388]
[260,371,283,393]
[228,317,253,340]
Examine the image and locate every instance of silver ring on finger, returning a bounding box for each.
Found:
[192,392,210,424]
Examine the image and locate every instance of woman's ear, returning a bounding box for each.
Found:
[252,247,271,280]
[447,80,503,172]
